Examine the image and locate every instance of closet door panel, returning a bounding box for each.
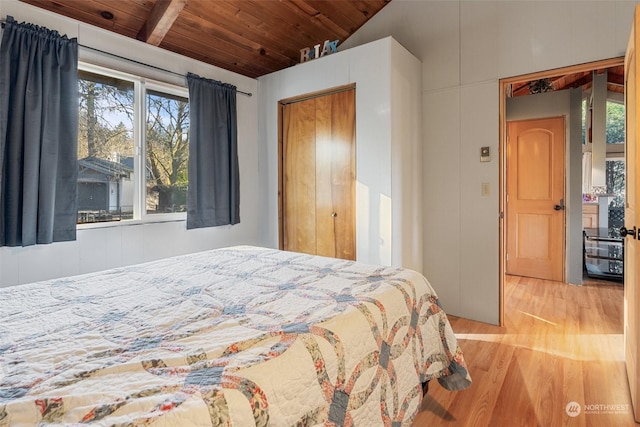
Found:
[283,98,317,255]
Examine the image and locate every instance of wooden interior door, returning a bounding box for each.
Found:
[624,7,640,421]
[506,117,566,281]
[280,87,355,260]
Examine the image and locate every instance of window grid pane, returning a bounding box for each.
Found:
[145,90,190,215]
[77,70,135,224]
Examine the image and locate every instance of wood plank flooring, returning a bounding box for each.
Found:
[412,274,636,426]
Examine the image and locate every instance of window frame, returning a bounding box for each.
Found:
[77,62,189,229]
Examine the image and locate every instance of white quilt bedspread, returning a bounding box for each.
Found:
[0,246,470,426]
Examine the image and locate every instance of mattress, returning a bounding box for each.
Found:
[0,246,470,426]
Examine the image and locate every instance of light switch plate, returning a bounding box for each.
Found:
[480,146,490,162]
[481,182,490,197]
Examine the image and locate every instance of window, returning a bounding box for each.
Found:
[77,70,135,223]
[606,159,625,207]
[145,90,189,214]
[581,99,625,148]
[605,100,625,208]
[77,65,189,224]
[606,100,624,145]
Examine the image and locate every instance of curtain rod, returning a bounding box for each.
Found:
[80,45,252,97]
[0,20,253,97]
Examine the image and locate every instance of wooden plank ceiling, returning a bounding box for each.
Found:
[510,65,624,97]
[19,0,391,78]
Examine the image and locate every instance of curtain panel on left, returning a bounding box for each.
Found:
[0,16,79,247]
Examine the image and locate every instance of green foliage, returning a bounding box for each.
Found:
[581,100,624,145]
[606,101,625,144]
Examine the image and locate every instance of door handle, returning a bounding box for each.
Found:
[620,226,637,239]
[553,198,565,211]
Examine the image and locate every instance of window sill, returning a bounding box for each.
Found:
[77,214,186,230]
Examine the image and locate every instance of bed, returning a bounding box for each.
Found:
[0,246,470,426]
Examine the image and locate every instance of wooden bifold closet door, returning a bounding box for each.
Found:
[279,86,355,260]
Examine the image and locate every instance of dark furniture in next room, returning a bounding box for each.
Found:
[583,227,624,282]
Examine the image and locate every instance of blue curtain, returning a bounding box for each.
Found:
[186,72,240,229]
[0,16,79,247]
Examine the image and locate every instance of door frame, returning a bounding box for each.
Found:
[498,58,624,325]
[277,83,356,251]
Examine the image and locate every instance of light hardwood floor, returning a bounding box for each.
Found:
[412,274,636,426]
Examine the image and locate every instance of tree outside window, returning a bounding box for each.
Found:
[145,90,189,214]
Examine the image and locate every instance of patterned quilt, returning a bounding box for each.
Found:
[0,246,470,426]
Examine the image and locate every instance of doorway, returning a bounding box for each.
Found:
[499,58,625,325]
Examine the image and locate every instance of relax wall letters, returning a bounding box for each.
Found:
[299,40,339,63]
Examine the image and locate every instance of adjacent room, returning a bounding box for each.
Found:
[1,0,639,426]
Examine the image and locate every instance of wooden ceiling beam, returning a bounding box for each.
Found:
[567,74,593,89]
[608,72,625,86]
[137,0,187,46]
[18,0,390,77]
[511,83,530,96]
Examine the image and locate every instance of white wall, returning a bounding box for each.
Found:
[257,37,423,270]
[340,0,638,324]
[0,0,260,287]
[391,42,424,271]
